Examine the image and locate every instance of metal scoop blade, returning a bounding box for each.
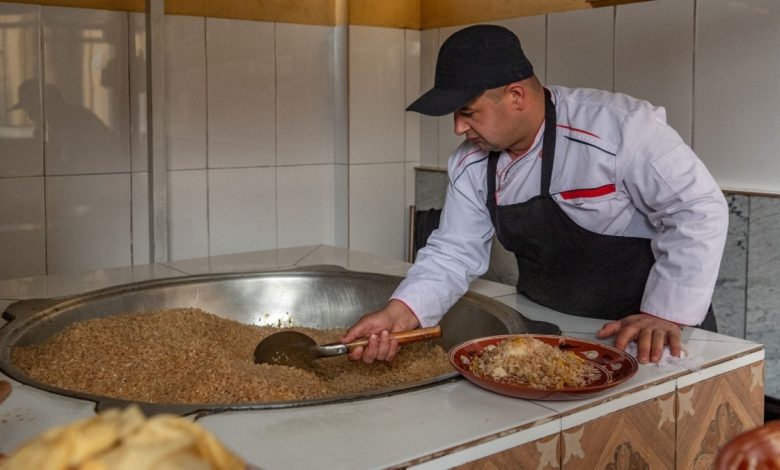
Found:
[253,326,442,370]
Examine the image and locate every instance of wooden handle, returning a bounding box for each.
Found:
[346,326,442,349]
[0,380,11,405]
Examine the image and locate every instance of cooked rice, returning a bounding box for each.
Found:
[467,335,600,389]
[11,308,452,404]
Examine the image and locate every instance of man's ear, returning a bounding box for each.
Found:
[506,82,527,110]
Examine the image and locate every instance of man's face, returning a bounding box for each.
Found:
[452,88,516,152]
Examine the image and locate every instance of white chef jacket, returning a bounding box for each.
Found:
[393,86,729,328]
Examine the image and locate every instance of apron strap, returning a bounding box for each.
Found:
[486,88,557,213]
[486,151,500,227]
[540,88,556,196]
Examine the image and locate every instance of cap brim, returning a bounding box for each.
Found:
[406,87,482,117]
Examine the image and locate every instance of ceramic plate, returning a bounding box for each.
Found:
[449,334,638,400]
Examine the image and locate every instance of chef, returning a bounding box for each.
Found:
[342,24,728,365]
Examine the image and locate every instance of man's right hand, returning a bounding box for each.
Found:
[340,299,420,363]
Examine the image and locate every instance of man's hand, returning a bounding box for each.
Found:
[340,299,420,364]
[596,312,683,364]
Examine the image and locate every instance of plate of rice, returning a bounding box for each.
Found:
[449,334,638,400]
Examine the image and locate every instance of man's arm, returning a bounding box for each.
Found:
[600,107,728,362]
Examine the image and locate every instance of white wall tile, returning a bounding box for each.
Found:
[206,18,275,169]
[46,174,131,274]
[547,7,615,90]
[405,29,421,164]
[208,167,276,255]
[349,163,405,260]
[277,165,340,248]
[333,163,349,248]
[167,169,208,260]
[165,15,206,170]
[0,3,43,178]
[131,171,149,264]
[419,28,439,168]
[333,25,349,166]
[349,26,405,164]
[493,15,547,84]
[695,0,780,192]
[616,0,694,145]
[128,13,147,173]
[276,23,335,166]
[42,6,130,175]
[0,177,45,280]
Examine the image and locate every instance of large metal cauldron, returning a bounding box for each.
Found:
[0,266,558,416]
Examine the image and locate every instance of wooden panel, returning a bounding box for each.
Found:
[1,0,339,26]
[349,0,419,29]
[561,392,676,469]
[420,0,651,29]
[455,434,560,470]
[4,0,652,28]
[676,362,765,469]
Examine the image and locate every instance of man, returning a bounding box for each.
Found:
[342,24,728,365]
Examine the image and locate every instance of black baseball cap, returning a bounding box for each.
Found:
[407,24,535,116]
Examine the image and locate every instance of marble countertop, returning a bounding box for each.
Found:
[0,245,765,469]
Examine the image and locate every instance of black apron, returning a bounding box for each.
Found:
[486,89,716,330]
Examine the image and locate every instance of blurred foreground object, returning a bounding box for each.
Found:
[0,405,246,469]
[715,420,780,470]
[0,380,9,405]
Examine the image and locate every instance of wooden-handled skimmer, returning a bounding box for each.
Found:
[253,326,442,370]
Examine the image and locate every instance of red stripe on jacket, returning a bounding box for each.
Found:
[560,184,616,200]
[557,124,600,139]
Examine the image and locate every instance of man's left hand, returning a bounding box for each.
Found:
[596,313,683,364]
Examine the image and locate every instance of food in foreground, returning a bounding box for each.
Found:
[466,336,600,389]
[0,405,245,470]
[11,308,452,404]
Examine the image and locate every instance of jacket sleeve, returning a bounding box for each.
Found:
[621,106,729,326]
[390,148,495,327]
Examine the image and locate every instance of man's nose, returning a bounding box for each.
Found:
[454,115,469,135]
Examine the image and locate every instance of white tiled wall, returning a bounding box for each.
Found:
[277,164,343,248]
[418,0,780,195]
[131,171,149,264]
[348,25,411,260]
[349,163,406,260]
[42,7,131,177]
[128,13,148,173]
[0,3,41,179]
[45,174,132,274]
[208,167,276,255]
[3,0,780,281]
[0,4,352,280]
[206,18,275,169]
[276,23,336,166]
[615,0,694,145]
[694,0,780,192]
[167,169,208,261]
[165,15,207,171]
[547,7,614,90]
[0,177,45,277]
[349,25,405,165]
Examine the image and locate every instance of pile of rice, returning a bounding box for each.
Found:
[11,308,453,404]
[467,335,600,389]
